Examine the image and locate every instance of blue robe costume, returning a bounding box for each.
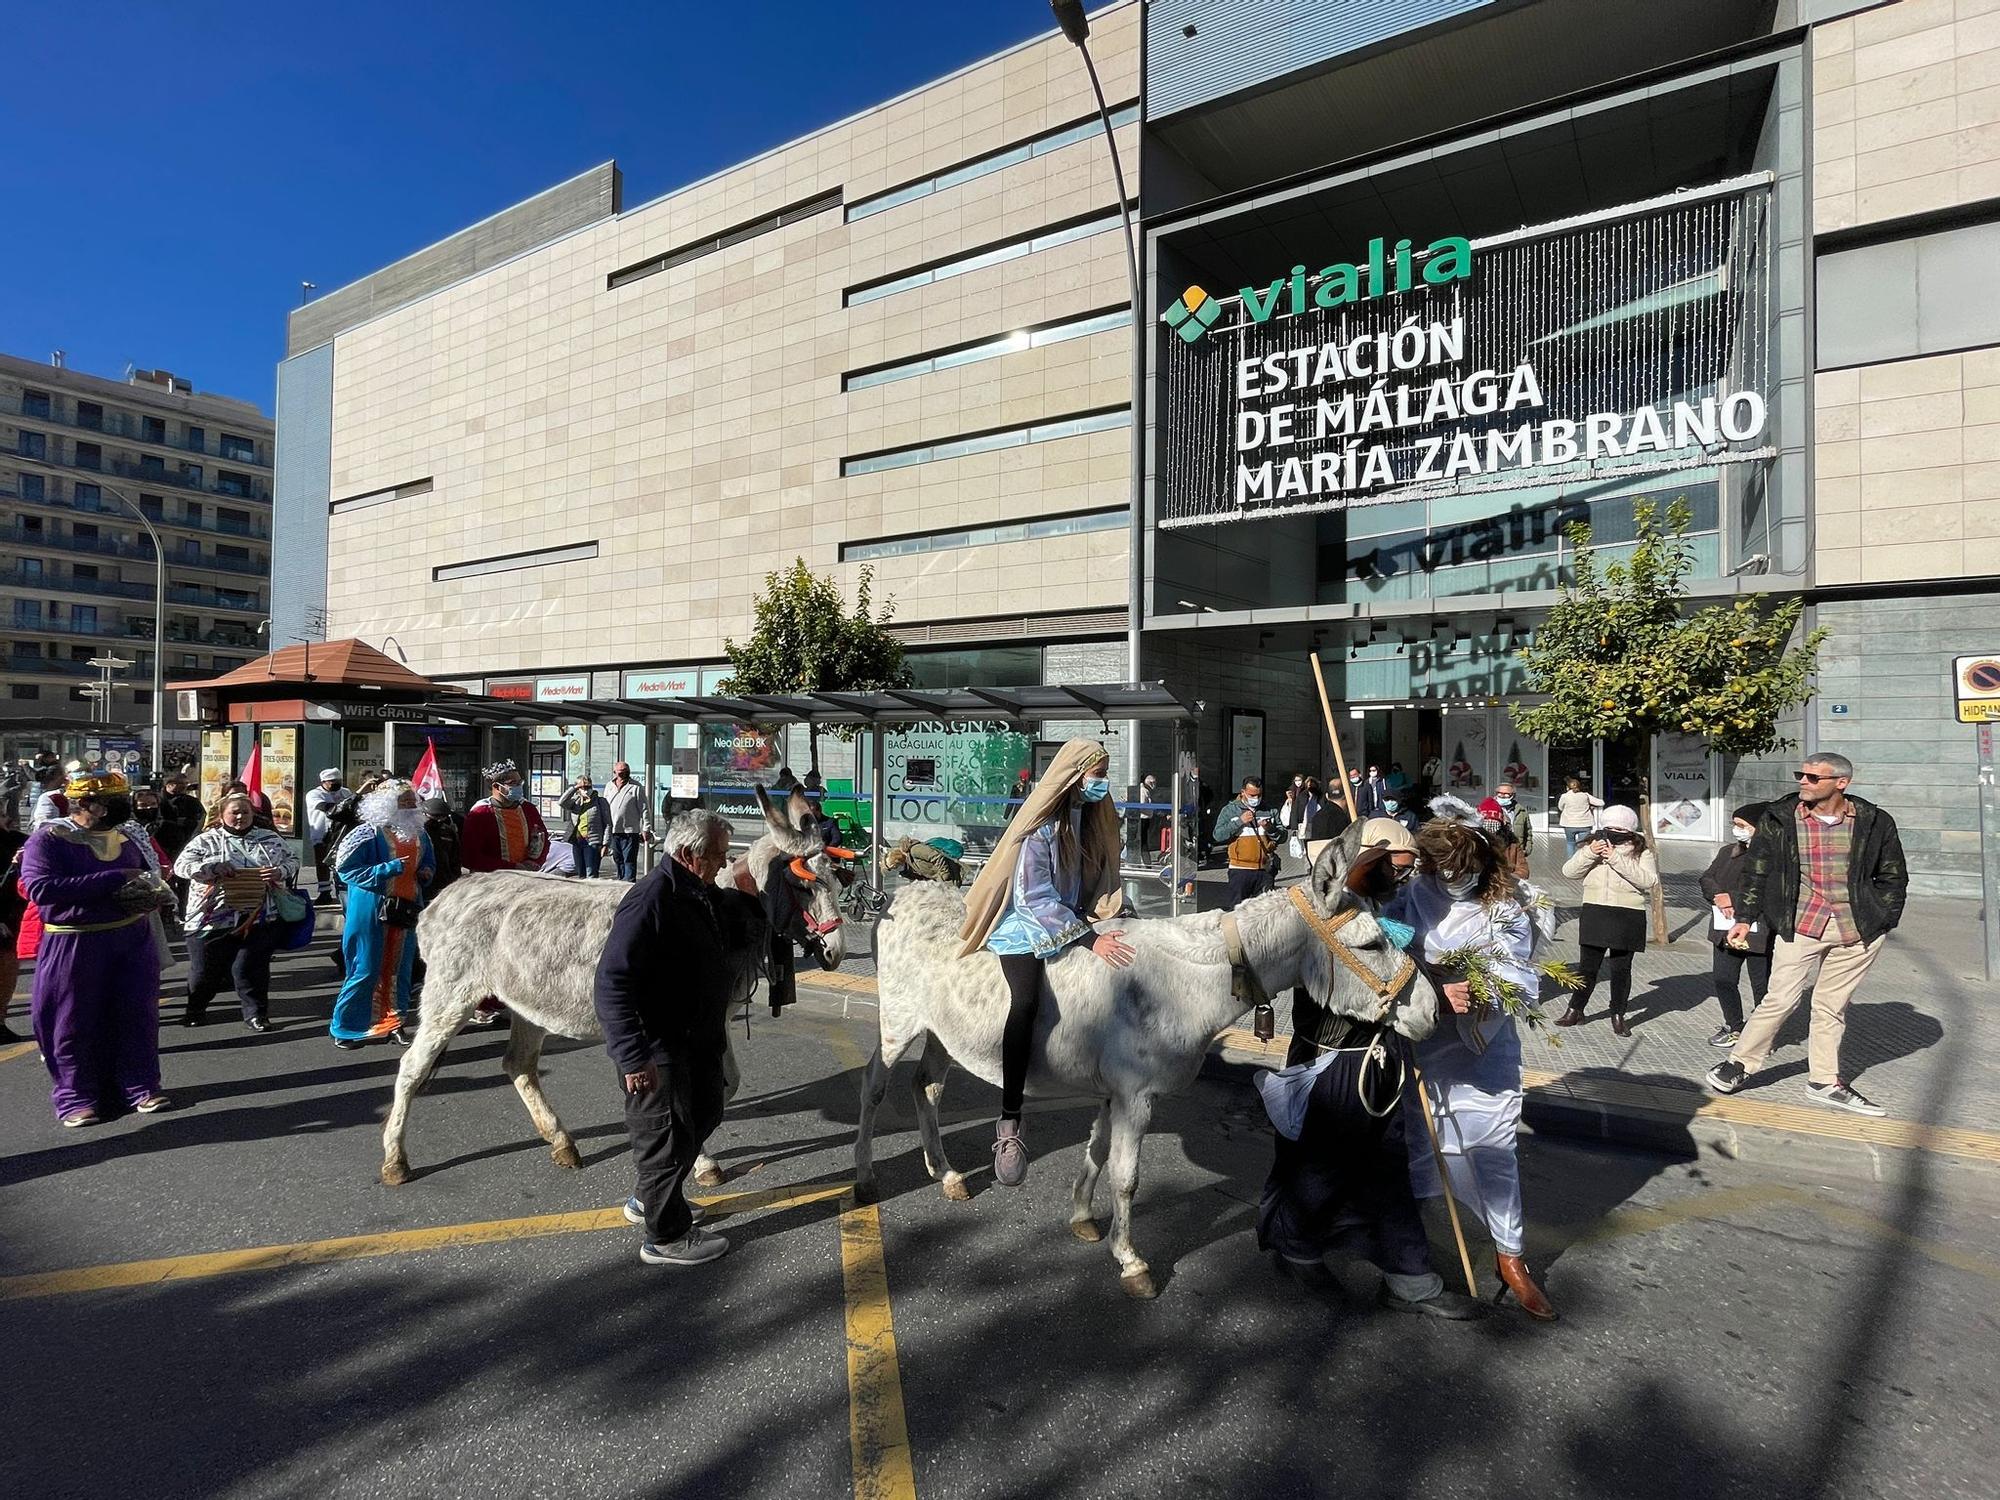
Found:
[332,825,435,1041]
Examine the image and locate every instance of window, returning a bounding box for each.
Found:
[70,644,92,661]
[1817,216,2000,368]
[217,470,252,497]
[217,588,256,609]
[21,515,41,534]
[181,464,202,487]
[133,689,151,706]
[844,307,1131,390]
[76,401,103,431]
[73,482,100,508]
[846,104,1139,221]
[180,653,200,669]
[20,473,44,501]
[10,685,37,700]
[139,454,166,478]
[217,544,249,563]
[13,603,41,627]
[72,563,98,581]
[21,389,50,418]
[140,493,163,519]
[73,523,98,543]
[219,433,256,462]
[184,502,202,525]
[72,605,96,631]
[17,431,45,460]
[606,188,844,289]
[217,507,249,533]
[184,426,204,452]
[841,508,1129,562]
[13,639,40,655]
[142,415,166,444]
[844,208,1127,306]
[20,557,42,578]
[75,441,101,470]
[433,540,600,582]
[840,406,1130,477]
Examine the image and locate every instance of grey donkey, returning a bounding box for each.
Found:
[855,822,1435,1297]
[381,788,847,1187]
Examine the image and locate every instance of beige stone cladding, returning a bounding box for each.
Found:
[1813,0,2000,233]
[322,6,1138,681]
[1813,350,2000,582]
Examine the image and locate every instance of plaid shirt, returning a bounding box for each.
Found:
[1794,800,1857,942]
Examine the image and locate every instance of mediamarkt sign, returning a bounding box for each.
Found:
[1156,181,1777,527]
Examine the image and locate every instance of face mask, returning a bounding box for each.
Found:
[135,805,160,825]
[1733,824,1753,844]
[1384,800,1400,814]
[1498,795,1514,807]
[100,796,134,826]
[495,784,523,806]
[1442,871,1480,898]
[1080,777,1110,802]
[1379,917,1416,952]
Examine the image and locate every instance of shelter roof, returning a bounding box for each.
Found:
[171,639,462,696]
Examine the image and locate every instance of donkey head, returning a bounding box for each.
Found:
[748,784,847,971]
[1299,824,1435,1040]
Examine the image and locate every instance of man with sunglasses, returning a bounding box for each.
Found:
[1706,753,1906,1116]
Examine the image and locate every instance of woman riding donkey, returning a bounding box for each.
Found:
[957,737,1132,1186]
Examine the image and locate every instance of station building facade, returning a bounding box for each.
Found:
[274,0,1998,891]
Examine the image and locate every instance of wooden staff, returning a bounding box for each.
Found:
[1407,1052,1481,1299]
[1308,652,1355,800]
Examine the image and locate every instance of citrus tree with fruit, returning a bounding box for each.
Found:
[1513,500,1826,757]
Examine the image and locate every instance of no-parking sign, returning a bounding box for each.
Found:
[1954,655,2000,723]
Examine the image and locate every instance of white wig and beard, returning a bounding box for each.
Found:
[360,780,427,844]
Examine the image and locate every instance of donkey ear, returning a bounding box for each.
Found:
[786,787,816,834]
[754,784,788,835]
[1308,824,1365,917]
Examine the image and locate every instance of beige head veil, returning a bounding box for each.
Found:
[956,736,1124,958]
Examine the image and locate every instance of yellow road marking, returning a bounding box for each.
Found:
[840,1195,917,1500]
[0,1040,33,1065]
[0,1181,852,1303]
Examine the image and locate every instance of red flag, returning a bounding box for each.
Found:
[239,741,263,806]
[411,738,443,801]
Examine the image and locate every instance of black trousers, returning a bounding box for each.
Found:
[1257,1041,1430,1277]
[1711,944,1772,1031]
[185,922,284,1022]
[623,1047,727,1244]
[996,952,1046,1119]
[1571,944,1635,1014]
[1222,866,1269,911]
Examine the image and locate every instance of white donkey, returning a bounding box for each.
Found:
[381,790,846,1187]
[854,827,1433,1297]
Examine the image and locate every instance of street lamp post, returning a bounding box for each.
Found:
[1051,0,1144,683]
[95,481,167,774]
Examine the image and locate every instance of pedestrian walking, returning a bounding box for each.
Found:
[594,808,745,1267]
[1214,777,1274,909]
[956,738,1130,1186]
[19,770,173,1126]
[1555,776,1603,856]
[603,762,651,881]
[1257,818,1485,1321]
[1556,805,1657,1036]
[1707,754,1907,1116]
[558,775,611,879]
[331,781,435,1050]
[1696,803,1773,1049]
[1388,817,1556,1320]
[173,792,299,1032]
[304,768,355,904]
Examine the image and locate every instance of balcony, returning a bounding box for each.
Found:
[1,522,159,565]
[167,582,262,613]
[166,547,267,577]
[0,484,272,539]
[3,655,99,678]
[1,440,271,502]
[7,394,270,467]
[4,615,149,642]
[0,568,156,601]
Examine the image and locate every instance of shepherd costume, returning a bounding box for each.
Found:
[331,786,436,1043]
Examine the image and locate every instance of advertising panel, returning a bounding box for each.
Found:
[624,666,699,699]
[1442,712,1488,796]
[260,726,298,835]
[199,729,234,810]
[1652,733,1717,842]
[535,676,590,704]
[880,723,1033,844]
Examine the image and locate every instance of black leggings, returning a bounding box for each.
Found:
[1571,944,1634,1014]
[996,953,1045,1120]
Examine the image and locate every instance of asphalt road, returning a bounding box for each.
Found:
[2,937,1996,1500]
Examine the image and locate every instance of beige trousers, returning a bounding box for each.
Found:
[1731,929,1886,1085]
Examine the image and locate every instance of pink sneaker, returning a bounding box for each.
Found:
[993,1119,1028,1187]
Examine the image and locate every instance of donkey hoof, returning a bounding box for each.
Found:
[380,1158,409,1187]
[941,1172,973,1202]
[693,1164,728,1190]
[1120,1268,1159,1299]
[852,1178,880,1207]
[550,1142,583,1171]
[1069,1218,1103,1243]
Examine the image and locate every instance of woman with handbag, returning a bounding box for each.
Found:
[173,792,301,1031]
[331,780,436,1050]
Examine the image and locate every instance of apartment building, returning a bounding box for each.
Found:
[0,352,273,734]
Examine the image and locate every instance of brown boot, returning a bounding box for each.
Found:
[1554,1006,1585,1027]
[1495,1253,1557,1321]
[1610,1012,1632,1038]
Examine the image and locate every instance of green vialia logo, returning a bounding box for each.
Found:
[1163,235,1475,345]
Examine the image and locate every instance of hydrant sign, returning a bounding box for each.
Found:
[1954,654,2000,723]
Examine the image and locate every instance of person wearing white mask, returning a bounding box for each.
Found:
[1695,803,1773,1048]
[955,739,1131,1187]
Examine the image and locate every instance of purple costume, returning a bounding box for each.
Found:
[21,822,162,1118]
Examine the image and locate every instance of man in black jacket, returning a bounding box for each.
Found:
[594,808,741,1266]
[1707,753,1908,1116]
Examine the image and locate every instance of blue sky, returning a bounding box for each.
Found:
[0,1,1058,415]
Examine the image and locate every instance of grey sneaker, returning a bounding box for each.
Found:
[1806,1079,1885,1117]
[1705,1060,1747,1095]
[639,1226,728,1266]
[993,1118,1028,1187]
[1707,1026,1741,1049]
